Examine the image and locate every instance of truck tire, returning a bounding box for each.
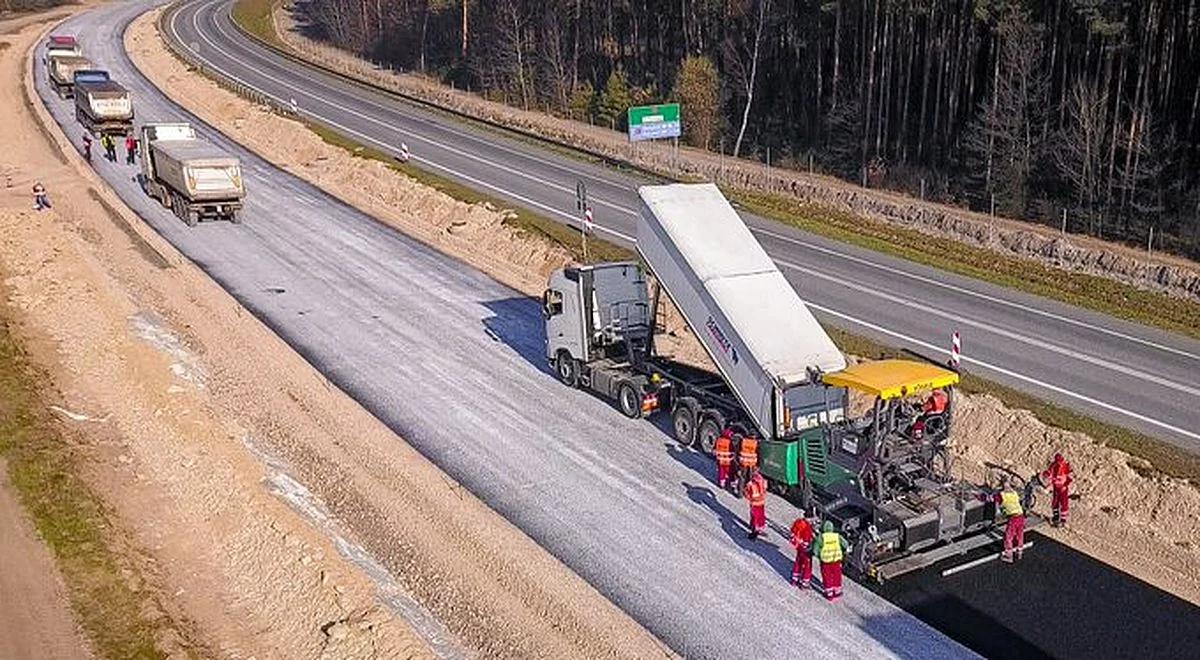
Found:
[230,211,243,225]
[616,382,642,419]
[555,351,579,387]
[695,411,725,456]
[671,399,698,446]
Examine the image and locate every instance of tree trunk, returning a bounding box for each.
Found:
[733,0,769,159]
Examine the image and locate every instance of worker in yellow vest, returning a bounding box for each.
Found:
[982,478,1027,563]
[810,521,850,601]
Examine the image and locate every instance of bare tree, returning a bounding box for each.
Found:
[1056,81,1112,235]
[728,0,770,159]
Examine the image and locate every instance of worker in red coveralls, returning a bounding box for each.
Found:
[811,521,849,600]
[1042,453,1073,527]
[790,514,815,588]
[982,478,1027,563]
[744,468,768,539]
[714,428,735,491]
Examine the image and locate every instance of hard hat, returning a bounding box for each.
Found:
[822,521,835,533]
[1054,452,1063,462]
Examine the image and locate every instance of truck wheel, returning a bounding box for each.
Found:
[230,211,243,225]
[671,404,697,446]
[695,412,725,456]
[617,383,642,419]
[186,210,199,227]
[555,351,579,387]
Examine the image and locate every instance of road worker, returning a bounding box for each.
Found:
[737,434,759,495]
[811,521,849,601]
[81,132,92,162]
[744,468,767,539]
[32,182,50,211]
[714,428,735,491]
[125,133,137,165]
[790,514,815,588]
[923,388,949,416]
[100,133,116,162]
[1042,453,1073,527]
[982,477,1027,563]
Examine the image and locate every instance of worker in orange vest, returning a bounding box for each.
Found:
[714,428,735,491]
[923,388,949,415]
[744,468,768,539]
[1042,453,1073,527]
[790,514,815,588]
[737,435,759,496]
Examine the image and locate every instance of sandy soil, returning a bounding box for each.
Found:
[9,6,671,659]
[272,3,1200,303]
[0,459,93,660]
[129,8,1200,609]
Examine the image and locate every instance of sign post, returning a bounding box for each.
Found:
[576,180,590,261]
[627,104,682,142]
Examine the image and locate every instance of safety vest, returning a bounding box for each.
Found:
[746,477,767,506]
[739,438,759,468]
[714,436,734,465]
[818,531,843,563]
[1000,490,1024,517]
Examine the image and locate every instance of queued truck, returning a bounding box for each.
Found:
[47,54,92,98]
[544,183,1027,580]
[139,122,245,226]
[73,70,133,136]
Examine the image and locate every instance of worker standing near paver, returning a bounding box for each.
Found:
[744,468,767,539]
[714,428,735,491]
[789,514,815,588]
[982,478,1027,563]
[125,133,137,165]
[100,133,115,162]
[1042,453,1073,527]
[737,434,759,495]
[811,521,849,601]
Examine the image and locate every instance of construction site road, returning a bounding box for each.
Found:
[169,0,1200,452]
[37,1,974,657]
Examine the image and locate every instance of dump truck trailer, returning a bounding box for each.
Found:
[544,183,1026,580]
[47,54,92,98]
[73,70,132,135]
[139,123,244,226]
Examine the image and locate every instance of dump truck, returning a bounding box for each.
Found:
[73,70,133,135]
[43,35,82,65]
[544,183,1031,580]
[47,54,92,98]
[139,123,245,226]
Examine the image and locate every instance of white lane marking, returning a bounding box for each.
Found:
[175,3,1198,442]
[775,258,1200,398]
[808,301,1200,444]
[752,225,1200,363]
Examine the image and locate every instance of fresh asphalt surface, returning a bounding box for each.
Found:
[164,0,1200,453]
[41,2,973,658]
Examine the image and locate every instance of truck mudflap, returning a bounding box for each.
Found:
[857,513,1045,582]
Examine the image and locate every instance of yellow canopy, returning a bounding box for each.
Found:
[821,359,959,400]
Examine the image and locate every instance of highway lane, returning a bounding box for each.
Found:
[39,1,973,657]
[172,0,1200,451]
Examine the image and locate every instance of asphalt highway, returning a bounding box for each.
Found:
[168,0,1200,452]
[38,1,974,657]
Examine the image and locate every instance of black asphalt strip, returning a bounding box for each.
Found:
[876,532,1200,659]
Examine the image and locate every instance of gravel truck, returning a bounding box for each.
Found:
[544,183,1026,580]
[139,123,245,226]
[73,70,133,136]
[47,54,92,98]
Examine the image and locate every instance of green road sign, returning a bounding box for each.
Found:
[628,103,681,142]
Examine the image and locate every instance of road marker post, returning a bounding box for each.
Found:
[950,331,961,371]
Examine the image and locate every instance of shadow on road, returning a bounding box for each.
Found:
[681,480,796,583]
[479,296,552,375]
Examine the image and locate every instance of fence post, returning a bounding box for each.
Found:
[1061,208,1067,235]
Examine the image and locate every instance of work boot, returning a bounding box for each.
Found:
[747,530,758,540]
[1001,552,1013,564]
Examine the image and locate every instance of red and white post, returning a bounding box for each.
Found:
[950,331,962,371]
[581,206,594,261]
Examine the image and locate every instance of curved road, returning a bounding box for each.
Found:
[172,0,1200,451]
[37,1,971,658]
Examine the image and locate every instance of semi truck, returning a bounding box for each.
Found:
[544,183,1030,580]
[73,70,133,135]
[43,35,82,65]
[139,123,245,226]
[47,54,92,98]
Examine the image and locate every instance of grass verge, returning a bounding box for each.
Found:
[231,0,1200,340]
[230,0,283,49]
[734,192,1200,342]
[0,302,178,657]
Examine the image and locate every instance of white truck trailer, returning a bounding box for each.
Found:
[139,123,245,226]
[73,70,133,135]
[545,183,846,451]
[47,54,92,98]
